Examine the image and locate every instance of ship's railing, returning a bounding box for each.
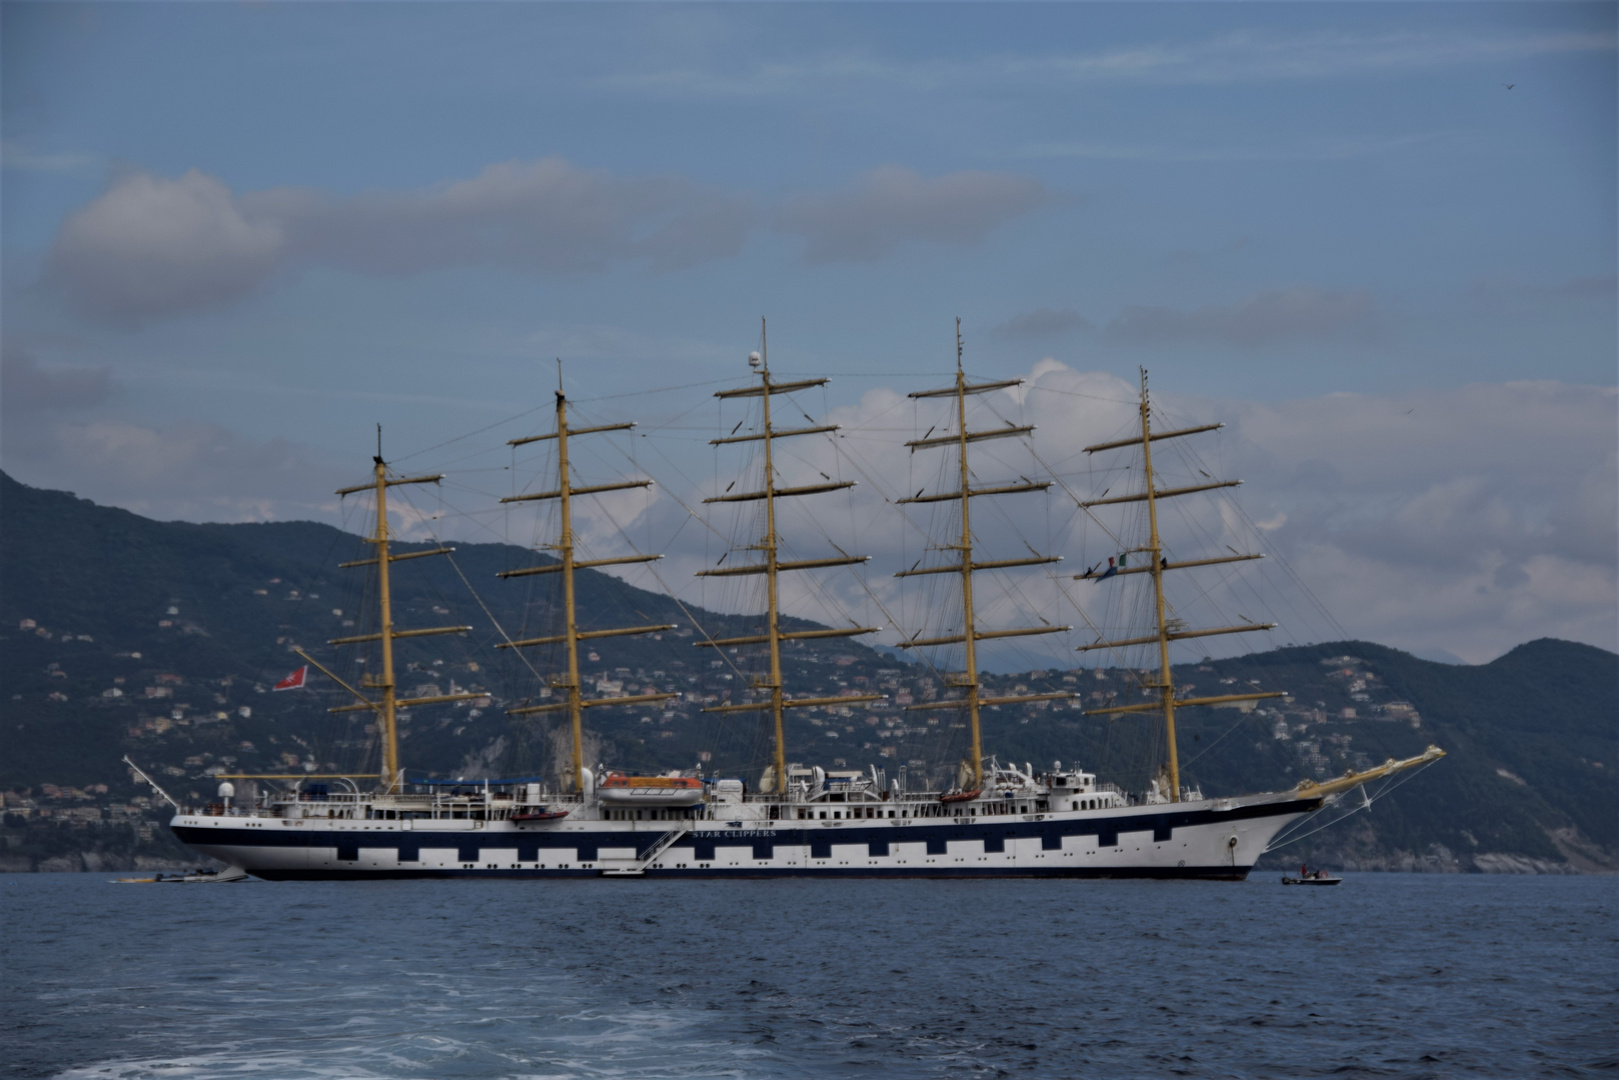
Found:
[198,803,254,817]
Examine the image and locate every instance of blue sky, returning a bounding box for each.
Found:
[2,2,1614,663]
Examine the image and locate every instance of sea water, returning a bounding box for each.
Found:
[2,874,1614,1079]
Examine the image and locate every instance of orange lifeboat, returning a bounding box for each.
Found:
[598,773,706,807]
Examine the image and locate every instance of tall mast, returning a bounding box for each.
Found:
[1075,368,1287,800]
[952,323,985,789]
[556,385,584,792]
[1137,372,1181,800]
[498,366,676,792]
[372,454,400,786]
[331,437,477,792]
[700,320,880,795]
[758,323,789,791]
[898,319,1073,791]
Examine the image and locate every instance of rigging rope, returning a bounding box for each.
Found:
[1262,759,1441,853]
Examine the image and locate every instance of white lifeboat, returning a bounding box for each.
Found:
[596,773,706,807]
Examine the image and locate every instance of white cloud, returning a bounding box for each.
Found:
[1009,29,1615,86]
[633,365,1616,666]
[1019,131,1460,163]
[45,169,286,323]
[42,159,1052,321]
[602,28,1615,98]
[277,158,755,278]
[1041,370,1617,662]
[6,351,1610,665]
[1106,288,1377,348]
[0,357,342,523]
[777,166,1053,263]
[44,159,758,323]
[5,417,339,523]
[1,140,99,173]
[992,309,1094,340]
[1465,273,1619,317]
[1,352,118,410]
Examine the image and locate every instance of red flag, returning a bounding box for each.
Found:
[273,665,308,691]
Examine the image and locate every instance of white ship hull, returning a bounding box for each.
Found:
[171,789,1320,881]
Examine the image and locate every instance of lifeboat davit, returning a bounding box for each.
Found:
[597,773,706,807]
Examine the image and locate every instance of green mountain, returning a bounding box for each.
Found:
[2,471,1614,873]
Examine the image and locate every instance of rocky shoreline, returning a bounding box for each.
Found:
[1257,848,1598,874]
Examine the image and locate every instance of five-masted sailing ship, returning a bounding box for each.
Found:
[160,331,1443,880]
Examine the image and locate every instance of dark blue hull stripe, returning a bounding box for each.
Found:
[248,864,1256,882]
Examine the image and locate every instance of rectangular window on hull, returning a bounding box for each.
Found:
[398,846,420,862]
[458,844,480,862]
[337,844,359,862]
